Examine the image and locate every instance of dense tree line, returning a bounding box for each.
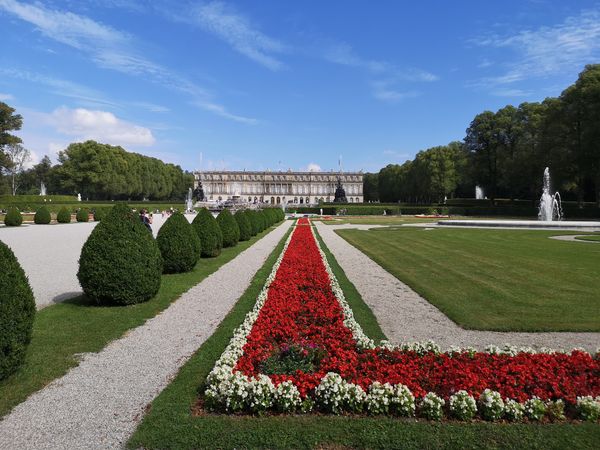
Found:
[0,106,194,200]
[370,64,600,206]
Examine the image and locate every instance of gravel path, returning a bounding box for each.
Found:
[0,215,195,309]
[0,220,292,450]
[549,234,600,243]
[315,222,600,352]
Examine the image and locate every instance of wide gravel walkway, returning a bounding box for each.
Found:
[315,222,600,352]
[0,220,292,450]
[0,214,195,309]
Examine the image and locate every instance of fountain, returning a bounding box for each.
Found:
[438,168,600,230]
[186,188,194,213]
[40,182,47,196]
[538,167,562,221]
[475,186,485,200]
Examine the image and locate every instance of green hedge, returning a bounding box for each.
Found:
[0,240,36,380]
[4,207,23,226]
[56,207,71,223]
[76,208,90,222]
[34,206,51,224]
[217,210,240,248]
[234,210,252,241]
[192,209,223,257]
[156,212,201,274]
[0,195,77,204]
[77,204,163,305]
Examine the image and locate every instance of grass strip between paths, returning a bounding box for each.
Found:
[128,224,599,450]
[0,226,278,418]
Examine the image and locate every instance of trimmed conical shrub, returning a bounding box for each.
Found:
[56,207,71,223]
[93,207,109,222]
[0,240,35,380]
[34,206,51,224]
[217,209,240,248]
[192,208,223,257]
[256,210,267,232]
[77,204,162,305]
[234,210,252,241]
[244,210,258,237]
[157,212,201,273]
[4,207,22,227]
[76,208,89,222]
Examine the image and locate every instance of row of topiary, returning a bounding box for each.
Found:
[0,204,283,382]
[77,205,285,306]
[2,206,94,226]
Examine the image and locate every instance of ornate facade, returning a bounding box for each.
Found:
[194,170,363,205]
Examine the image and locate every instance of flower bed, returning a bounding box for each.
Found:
[204,220,600,420]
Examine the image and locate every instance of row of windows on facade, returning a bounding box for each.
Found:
[207,196,362,204]
[197,174,362,183]
[204,184,362,195]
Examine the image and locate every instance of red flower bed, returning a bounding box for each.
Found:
[234,222,600,403]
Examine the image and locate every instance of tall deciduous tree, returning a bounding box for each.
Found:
[3,143,31,195]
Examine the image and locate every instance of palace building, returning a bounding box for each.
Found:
[194,170,364,205]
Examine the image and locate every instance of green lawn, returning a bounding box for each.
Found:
[0,226,277,418]
[129,225,599,449]
[337,227,600,331]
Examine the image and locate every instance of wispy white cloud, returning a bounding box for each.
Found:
[0,68,117,107]
[323,41,438,82]
[0,0,257,123]
[186,1,287,71]
[473,8,600,86]
[371,80,420,103]
[130,101,170,113]
[305,163,322,172]
[322,41,436,103]
[0,93,14,101]
[50,107,155,146]
[491,88,532,97]
[191,99,258,125]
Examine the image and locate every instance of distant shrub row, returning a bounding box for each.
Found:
[77,205,284,306]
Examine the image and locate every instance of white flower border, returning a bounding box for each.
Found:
[203,220,600,419]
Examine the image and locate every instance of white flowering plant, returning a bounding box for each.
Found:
[576,396,600,421]
[449,390,477,420]
[524,397,547,421]
[420,392,445,420]
[478,389,505,421]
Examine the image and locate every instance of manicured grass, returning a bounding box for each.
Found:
[129,225,599,449]
[575,235,600,242]
[0,226,277,418]
[337,227,600,331]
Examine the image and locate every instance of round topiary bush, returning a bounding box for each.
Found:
[157,212,201,274]
[93,207,110,222]
[77,204,163,305]
[244,210,258,237]
[216,209,240,248]
[56,207,71,224]
[4,207,23,227]
[34,206,51,224]
[0,240,36,380]
[192,208,223,257]
[76,208,89,222]
[234,210,252,241]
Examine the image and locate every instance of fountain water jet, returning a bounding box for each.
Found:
[437,168,600,230]
[186,188,193,212]
[538,167,562,221]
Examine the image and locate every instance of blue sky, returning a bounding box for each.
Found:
[1,0,600,173]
